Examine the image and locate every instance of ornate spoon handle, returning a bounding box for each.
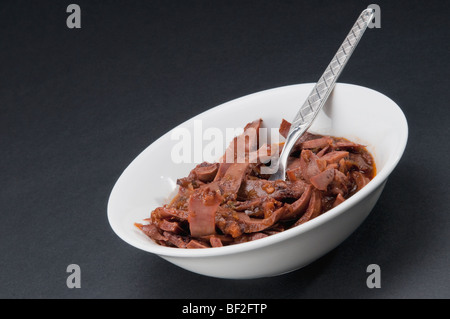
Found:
[270,8,375,181]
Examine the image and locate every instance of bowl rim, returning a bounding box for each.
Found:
[107,82,409,258]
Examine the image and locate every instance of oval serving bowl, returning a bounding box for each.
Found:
[107,83,408,279]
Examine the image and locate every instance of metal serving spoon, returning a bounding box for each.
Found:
[269,8,375,181]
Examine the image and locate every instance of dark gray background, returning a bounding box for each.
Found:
[1,0,449,299]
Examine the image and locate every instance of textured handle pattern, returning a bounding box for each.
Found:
[289,8,375,132]
[269,8,375,181]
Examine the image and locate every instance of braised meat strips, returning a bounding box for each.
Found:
[135,119,376,248]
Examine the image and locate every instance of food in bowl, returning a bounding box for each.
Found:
[108,83,407,279]
[135,118,376,248]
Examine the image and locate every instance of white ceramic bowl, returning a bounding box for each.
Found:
[107,83,408,279]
